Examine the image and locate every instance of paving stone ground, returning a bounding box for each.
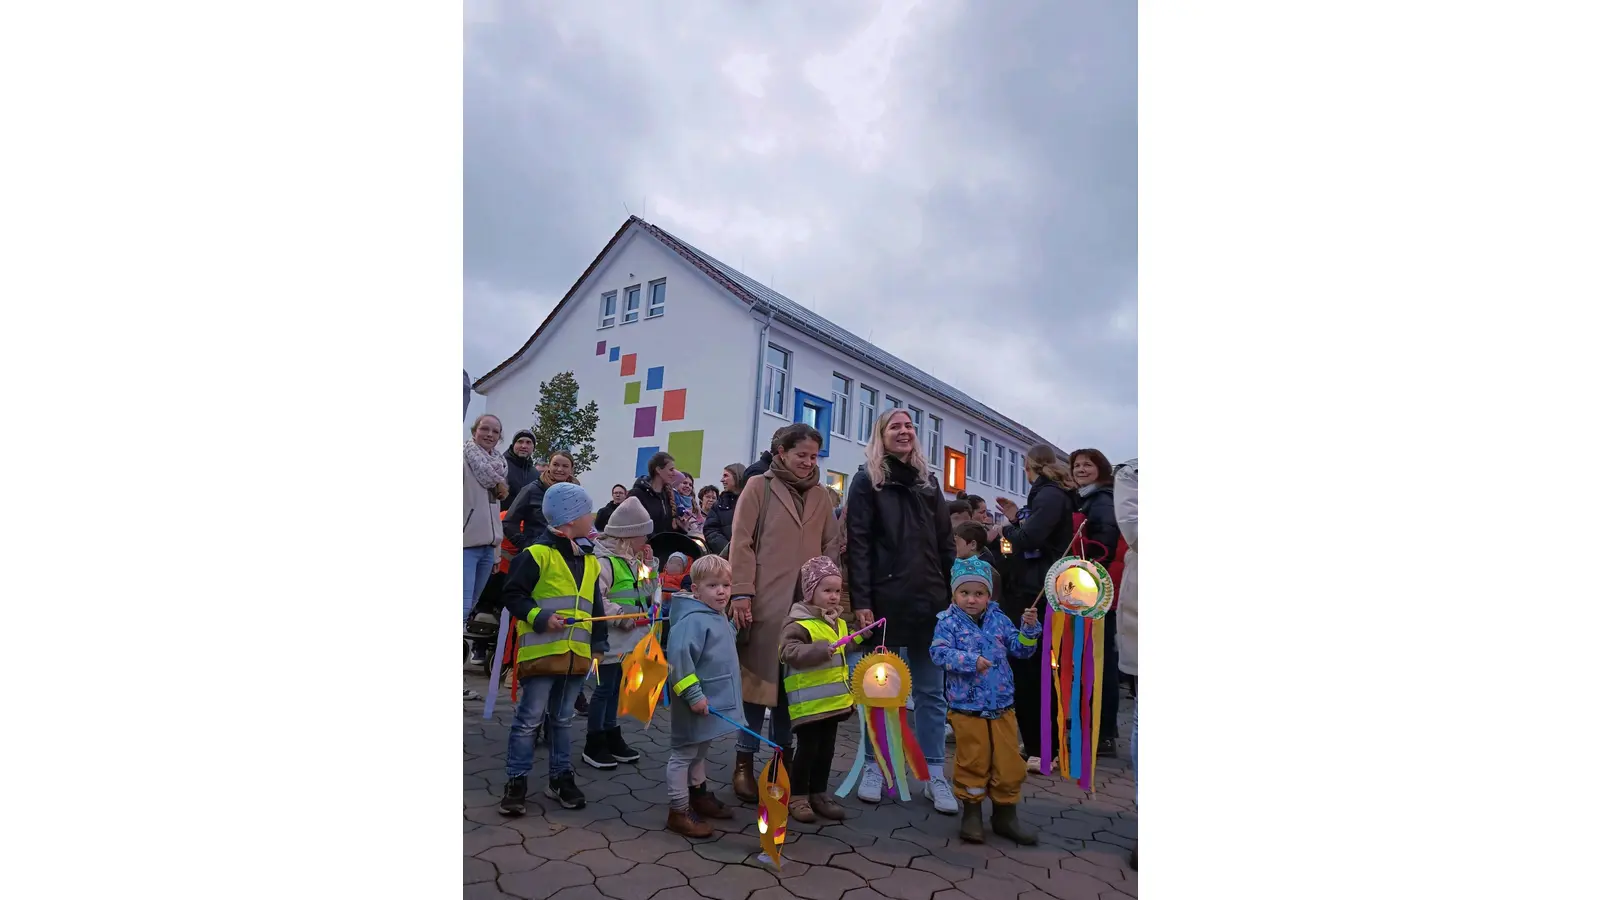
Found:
[466,673,1138,900]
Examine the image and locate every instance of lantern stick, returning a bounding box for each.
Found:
[707,708,781,750]
[830,617,886,650]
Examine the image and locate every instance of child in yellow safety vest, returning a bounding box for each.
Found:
[498,483,607,817]
[778,556,864,823]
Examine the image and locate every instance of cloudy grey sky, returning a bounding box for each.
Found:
[465,0,1135,458]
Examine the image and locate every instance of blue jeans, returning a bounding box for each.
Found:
[736,697,792,754]
[587,663,621,734]
[463,545,495,626]
[507,675,584,779]
[848,644,947,767]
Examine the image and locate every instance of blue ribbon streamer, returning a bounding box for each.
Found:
[1069,617,1083,780]
[482,607,512,720]
[835,705,870,798]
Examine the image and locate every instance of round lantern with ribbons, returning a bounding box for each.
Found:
[1039,546,1115,794]
[835,625,931,803]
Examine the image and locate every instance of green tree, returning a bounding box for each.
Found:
[531,371,600,474]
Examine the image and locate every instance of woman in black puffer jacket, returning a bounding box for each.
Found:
[1069,448,1122,756]
[702,463,746,554]
[994,444,1078,771]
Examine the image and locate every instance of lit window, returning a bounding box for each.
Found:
[980,438,991,484]
[942,448,967,494]
[831,374,851,438]
[623,286,641,324]
[763,343,790,416]
[857,386,877,442]
[600,292,617,328]
[826,471,847,496]
[647,280,666,318]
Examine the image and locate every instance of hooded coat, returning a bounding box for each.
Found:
[843,456,954,652]
[503,479,550,550]
[729,470,842,707]
[929,601,1042,716]
[702,489,740,554]
[665,591,746,747]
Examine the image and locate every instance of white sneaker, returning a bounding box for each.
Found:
[1026,756,1042,774]
[924,775,959,815]
[945,723,955,743]
[858,762,884,803]
[463,685,481,701]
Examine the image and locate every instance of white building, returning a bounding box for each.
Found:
[472,216,1056,505]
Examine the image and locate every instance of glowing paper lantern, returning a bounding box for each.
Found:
[835,651,929,802]
[618,626,668,727]
[1040,555,1114,793]
[757,754,791,867]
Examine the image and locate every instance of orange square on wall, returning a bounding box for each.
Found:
[620,354,637,377]
[662,389,687,421]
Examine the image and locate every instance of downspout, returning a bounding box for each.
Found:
[749,301,775,463]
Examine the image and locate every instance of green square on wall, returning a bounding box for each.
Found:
[666,429,705,479]
[624,381,641,405]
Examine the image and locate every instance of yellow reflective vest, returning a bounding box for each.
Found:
[514,543,599,674]
[782,618,855,726]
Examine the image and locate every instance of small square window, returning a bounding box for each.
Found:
[647,280,666,318]
[623,286,641,324]
[599,291,617,329]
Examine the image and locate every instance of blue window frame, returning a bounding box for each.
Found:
[793,390,833,458]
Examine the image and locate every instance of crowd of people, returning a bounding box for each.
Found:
[462,408,1138,860]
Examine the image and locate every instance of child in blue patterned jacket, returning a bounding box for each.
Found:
[929,557,1043,846]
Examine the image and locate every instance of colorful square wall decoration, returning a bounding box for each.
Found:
[595,341,606,356]
[666,430,704,479]
[646,366,664,391]
[634,407,657,439]
[624,381,641,405]
[620,353,637,377]
[662,388,687,421]
[634,446,659,479]
[609,347,621,362]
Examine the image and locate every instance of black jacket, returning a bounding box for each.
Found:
[594,500,621,532]
[702,490,740,554]
[744,451,774,481]
[629,476,680,536]
[999,476,1076,618]
[500,528,608,653]
[504,479,549,551]
[501,446,538,512]
[1073,483,1119,565]
[845,457,954,650]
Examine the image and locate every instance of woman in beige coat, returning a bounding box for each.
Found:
[727,423,841,800]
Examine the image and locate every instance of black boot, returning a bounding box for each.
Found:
[606,726,640,763]
[573,691,589,715]
[990,803,1038,845]
[1130,846,1138,871]
[959,801,985,843]
[499,775,528,817]
[581,732,618,769]
[544,771,586,810]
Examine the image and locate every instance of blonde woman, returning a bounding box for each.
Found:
[843,409,958,814]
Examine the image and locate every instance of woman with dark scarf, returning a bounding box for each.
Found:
[501,430,539,512]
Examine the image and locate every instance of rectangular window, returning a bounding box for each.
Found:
[1009,449,1020,493]
[885,394,903,412]
[826,471,847,496]
[647,279,666,318]
[599,291,617,328]
[942,448,967,493]
[857,386,878,442]
[994,442,1006,490]
[980,438,992,484]
[965,431,977,475]
[928,415,943,467]
[763,343,790,416]
[907,405,923,442]
[623,285,641,324]
[831,374,851,438]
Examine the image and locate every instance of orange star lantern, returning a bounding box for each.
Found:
[757,753,791,867]
[618,626,668,727]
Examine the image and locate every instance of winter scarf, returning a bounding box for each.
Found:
[464,440,507,490]
[540,469,580,489]
[768,449,820,496]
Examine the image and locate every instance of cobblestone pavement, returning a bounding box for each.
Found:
[465,674,1138,900]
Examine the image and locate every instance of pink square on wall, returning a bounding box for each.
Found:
[595,341,606,356]
[633,406,656,439]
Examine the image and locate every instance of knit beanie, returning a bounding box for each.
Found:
[511,429,536,445]
[603,496,653,538]
[541,482,593,529]
[800,556,840,604]
[666,552,689,572]
[950,557,994,594]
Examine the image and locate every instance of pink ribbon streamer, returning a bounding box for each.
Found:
[1040,606,1053,770]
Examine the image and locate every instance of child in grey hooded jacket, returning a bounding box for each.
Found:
[662,553,746,837]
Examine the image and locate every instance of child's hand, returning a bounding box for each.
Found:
[976,656,992,675]
[1021,607,1039,629]
[691,698,709,715]
[615,616,635,630]
[545,613,567,629]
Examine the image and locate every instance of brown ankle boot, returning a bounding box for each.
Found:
[809,793,847,821]
[666,807,713,838]
[732,751,758,803]
[689,783,733,819]
[788,795,817,823]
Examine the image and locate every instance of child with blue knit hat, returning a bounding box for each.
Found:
[929,556,1043,845]
[498,481,608,816]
